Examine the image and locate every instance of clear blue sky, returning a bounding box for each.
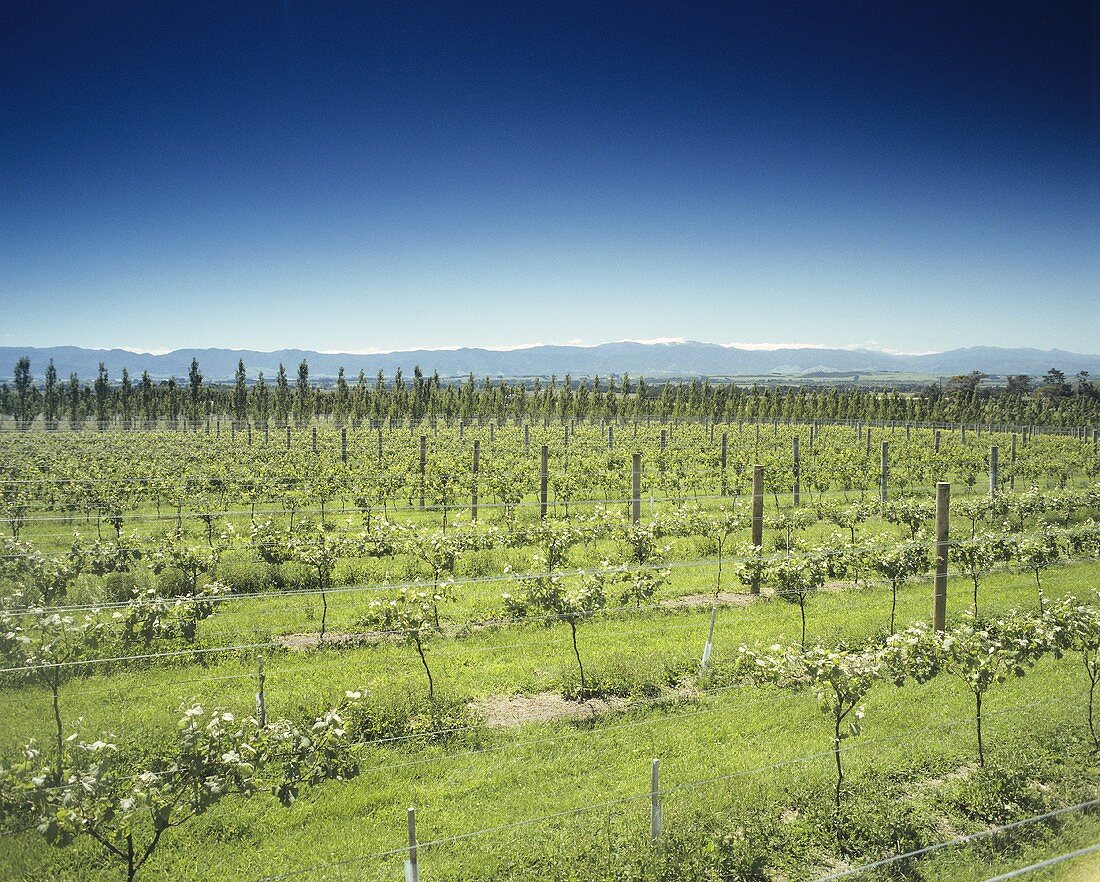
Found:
[1,2,1097,354]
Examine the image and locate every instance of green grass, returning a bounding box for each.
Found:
[3,554,1099,881]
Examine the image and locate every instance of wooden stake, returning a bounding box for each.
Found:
[471,440,479,522]
[720,432,728,497]
[792,436,800,506]
[255,656,266,728]
[405,807,419,882]
[880,440,889,506]
[540,445,549,520]
[632,453,641,525]
[419,435,427,508]
[650,759,662,843]
[934,482,950,633]
[751,465,764,595]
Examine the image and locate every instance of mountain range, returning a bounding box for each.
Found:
[2,343,1098,383]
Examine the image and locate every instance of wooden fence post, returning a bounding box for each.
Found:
[540,445,549,520]
[650,759,662,843]
[792,435,801,506]
[632,453,641,525]
[880,440,889,507]
[405,807,419,882]
[934,482,950,633]
[751,465,764,595]
[720,432,728,497]
[471,440,480,522]
[255,656,266,728]
[419,435,427,508]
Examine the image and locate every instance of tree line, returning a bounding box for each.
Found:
[2,356,1098,427]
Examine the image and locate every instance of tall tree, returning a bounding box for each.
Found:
[295,360,310,425]
[43,359,60,424]
[93,363,110,425]
[233,359,248,422]
[13,357,32,423]
[274,364,290,424]
[119,368,133,423]
[67,373,81,426]
[187,358,204,422]
[252,371,269,423]
[140,371,156,423]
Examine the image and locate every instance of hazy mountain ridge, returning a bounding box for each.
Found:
[3,342,1098,382]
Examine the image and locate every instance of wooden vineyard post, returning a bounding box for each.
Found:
[660,429,667,473]
[880,441,889,507]
[247,423,252,445]
[1010,434,1017,490]
[311,426,317,453]
[405,807,419,882]
[263,423,269,444]
[650,759,662,843]
[934,482,950,633]
[285,426,291,450]
[934,429,941,453]
[632,453,641,525]
[376,428,383,466]
[792,435,800,506]
[524,424,529,449]
[540,445,549,520]
[471,440,480,522]
[989,445,999,499]
[419,435,427,508]
[340,427,347,464]
[751,465,764,594]
[720,432,728,496]
[255,656,266,728]
[608,425,614,449]
[865,428,872,457]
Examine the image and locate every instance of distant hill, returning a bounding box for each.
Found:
[2,342,1098,382]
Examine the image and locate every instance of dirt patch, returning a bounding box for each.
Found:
[471,691,629,728]
[663,591,757,609]
[914,763,977,793]
[273,631,389,651]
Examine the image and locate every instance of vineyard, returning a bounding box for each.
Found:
[2,420,1100,881]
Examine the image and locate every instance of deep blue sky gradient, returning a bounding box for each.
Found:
[2,2,1097,353]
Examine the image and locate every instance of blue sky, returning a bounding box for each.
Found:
[1,2,1097,355]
